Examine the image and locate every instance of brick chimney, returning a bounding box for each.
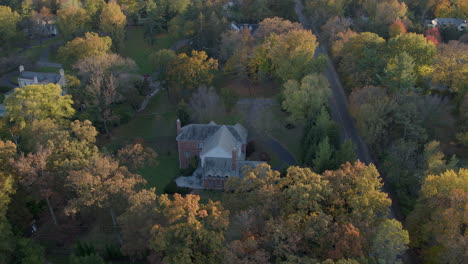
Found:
[232,148,237,171]
[19,65,24,73]
[176,119,181,134]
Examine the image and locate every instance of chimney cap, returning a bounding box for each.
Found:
[19,65,24,72]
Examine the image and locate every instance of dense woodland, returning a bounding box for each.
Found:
[0,0,467,263]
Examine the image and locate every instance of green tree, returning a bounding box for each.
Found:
[422,140,459,176]
[334,139,357,168]
[407,169,468,264]
[370,219,409,264]
[83,0,106,29]
[0,172,15,262]
[100,1,127,51]
[266,29,319,81]
[4,84,75,130]
[57,6,91,40]
[58,32,112,67]
[150,194,229,264]
[387,33,437,80]
[0,5,21,50]
[282,74,331,122]
[339,32,387,88]
[381,52,417,93]
[313,136,334,173]
[149,49,177,80]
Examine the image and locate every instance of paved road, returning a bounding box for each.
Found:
[294,2,414,263]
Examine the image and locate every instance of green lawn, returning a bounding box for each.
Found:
[122,27,175,74]
[36,66,61,72]
[108,92,180,193]
[9,76,19,85]
[23,38,60,61]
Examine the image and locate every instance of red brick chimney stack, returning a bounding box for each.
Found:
[176,119,181,134]
[232,148,237,171]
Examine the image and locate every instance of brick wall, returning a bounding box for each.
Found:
[203,178,226,190]
[177,140,203,168]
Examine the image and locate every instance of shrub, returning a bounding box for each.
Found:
[0,86,12,93]
[103,244,126,261]
[75,241,96,257]
[246,141,256,157]
[164,178,191,195]
[177,100,191,126]
[70,254,105,264]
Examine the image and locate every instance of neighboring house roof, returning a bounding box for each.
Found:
[203,157,263,178]
[231,22,259,34]
[177,122,247,143]
[19,71,62,84]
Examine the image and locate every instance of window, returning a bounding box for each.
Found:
[185,152,190,157]
[198,142,203,148]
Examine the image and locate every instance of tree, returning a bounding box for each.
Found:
[334,139,357,167]
[74,53,136,134]
[167,50,218,98]
[118,189,157,258]
[69,254,105,264]
[349,86,395,151]
[407,169,468,264]
[368,0,408,35]
[100,1,127,51]
[57,6,91,40]
[339,32,387,88]
[65,154,146,223]
[265,29,319,81]
[150,194,229,264]
[370,219,409,264]
[254,17,302,42]
[189,86,225,123]
[388,20,407,37]
[149,49,176,80]
[422,141,459,176]
[282,74,331,122]
[387,33,437,79]
[321,16,352,48]
[313,136,333,173]
[83,0,106,30]
[58,32,112,67]
[0,6,21,50]
[117,144,158,171]
[425,27,442,46]
[303,0,348,25]
[380,52,417,93]
[0,169,15,262]
[4,84,75,130]
[432,41,468,94]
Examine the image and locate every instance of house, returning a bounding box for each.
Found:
[426,18,468,31]
[231,22,259,34]
[176,120,264,190]
[18,65,66,88]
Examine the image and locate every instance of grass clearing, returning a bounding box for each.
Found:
[23,38,60,61]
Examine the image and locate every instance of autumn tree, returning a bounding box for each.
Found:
[425,27,442,46]
[117,143,158,171]
[65,154,146,227]
[366,0,408,35]
[0,141,16,262]
[380,52,417,93]
[422,140,459,176]
[265,29,319,81]
[58,32,112,67]
[253,17,302,42]
[388,20,407,37]
[432,41,468,94]
[83,0,106,30]
[221,29,255,80]
[150,194,229,264]
[303,0,347,25]
[167,50,218,98]
[407,169,468,264]
[149,49,176,80]
[57,5,91,40]
[282,74,331,122]
[118,189,157,259]
[4,84,75,130]
[321,16,352,48]
[100,1,127,51]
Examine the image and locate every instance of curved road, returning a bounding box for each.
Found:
[294,0,408,220]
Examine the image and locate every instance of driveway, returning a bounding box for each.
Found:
[237,98,298,166]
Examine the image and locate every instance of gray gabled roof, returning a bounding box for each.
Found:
[19,71,61,83]
[176,122,247,143]
[200,125,238,157]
